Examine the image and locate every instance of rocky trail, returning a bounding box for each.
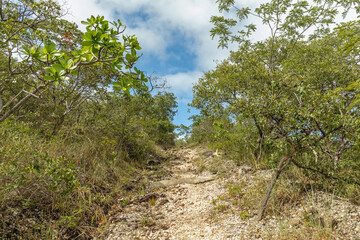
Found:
[101,147,360,240]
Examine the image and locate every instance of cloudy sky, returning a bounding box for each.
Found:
[62,0,246,127]
[62,0,356,128]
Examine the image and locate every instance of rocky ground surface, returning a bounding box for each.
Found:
[100,147,360,240]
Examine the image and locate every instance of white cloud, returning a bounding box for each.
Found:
[127,26,168,59]
[61,0,111,31]
[58,0,359,127]
[62,0,232,68]
[60,0,358,100]
[164,71,203,95]
[58,0,267,98]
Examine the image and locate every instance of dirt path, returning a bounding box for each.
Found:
[104,147,235,239]
[102,147,360,240]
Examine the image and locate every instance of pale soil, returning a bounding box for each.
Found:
[101,147,360,240]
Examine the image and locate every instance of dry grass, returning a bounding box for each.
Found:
[192,147,238,177]
[0,119,165,239]
[267,223,337,240]
[215,163,355,239]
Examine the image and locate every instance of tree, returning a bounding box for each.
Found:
[0,0,146,124]
[207,0,360,220]
[0,2,180,238]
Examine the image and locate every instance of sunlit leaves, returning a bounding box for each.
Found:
[20,14,146,91]
[201,0,360,153]
[196,0,360,220]
[210,16,237,48]
[216,0,235,12]
[21,46,39,58]
[211,0,360,48]
[336,20,360,55]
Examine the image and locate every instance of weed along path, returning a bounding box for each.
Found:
[101,147,360,240]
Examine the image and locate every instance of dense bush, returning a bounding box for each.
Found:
[0,88,177,238]
[191,0,360,219]
[0,0,177,238]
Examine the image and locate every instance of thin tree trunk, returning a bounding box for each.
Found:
[257,145,298,220]
[51,114,66,136]
[0,91,37,123]
[115,96,130,157]
[253,115,264,163]
[0,92,2,112]
[116,113,127,156]
[0,85,47,123]
[255,135,264,163]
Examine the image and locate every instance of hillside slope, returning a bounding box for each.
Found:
[101,147,360,239]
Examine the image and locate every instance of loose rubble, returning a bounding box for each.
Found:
[101,147,360,240]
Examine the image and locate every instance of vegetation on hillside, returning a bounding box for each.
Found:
[0,0,177,238]
[190,0,360,219]
[1,0,360,238]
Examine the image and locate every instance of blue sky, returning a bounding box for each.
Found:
[63,0,357,128]
[63,0,242,127]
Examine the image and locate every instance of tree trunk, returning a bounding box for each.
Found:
[253,115,264,163]
[0,92,2,112]
[50,114,66,137]
[257,145,298,220]
[0,85,46,123]
[115,96,130,157]
[0,91,33,123]
[115,113,127,156]
[254,135,264,163]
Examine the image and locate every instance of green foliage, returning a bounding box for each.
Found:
[0,0,147,126]
[211,0,359,48]
[192,0,360,219]
[195,0,360,173]
[0,1,178,239]
[238,210,251,220]
[0,120,75,193]
[226,182,245,198]
[0,91,176,238]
